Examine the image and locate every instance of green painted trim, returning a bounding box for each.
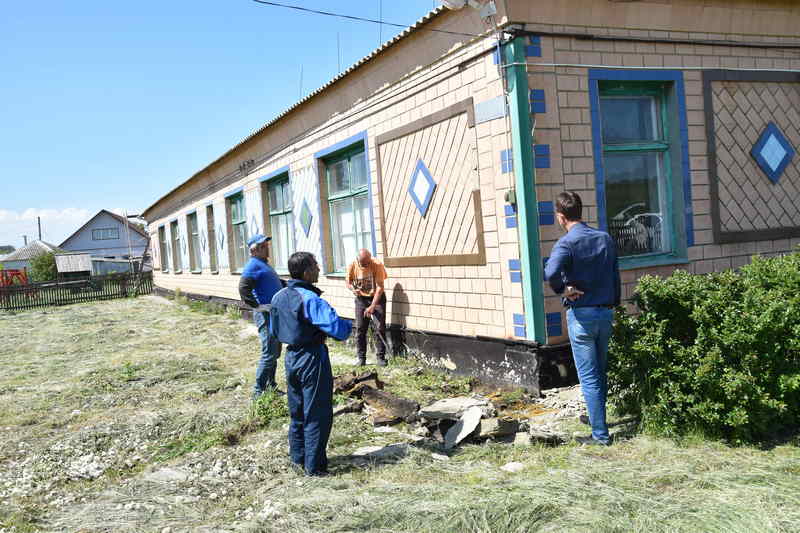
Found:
[619,254,689,271]
[603,142,668,152]
[505,37,546,344]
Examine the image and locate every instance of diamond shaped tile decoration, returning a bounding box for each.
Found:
[751,122,796,184]
[299,199,313,237]
[408,159,436,217]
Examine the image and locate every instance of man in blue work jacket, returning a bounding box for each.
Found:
[270,251,352,476]
[238,234,284,400]
[544,191,620,446]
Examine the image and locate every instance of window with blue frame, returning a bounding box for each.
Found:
[590,70,692,267]
[326,147,370,272]
[267,177,294,273]
[158,225,169,272]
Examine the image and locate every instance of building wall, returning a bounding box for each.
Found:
[62,212,148,258]
[147,25,524,339]
[517,11,800,344]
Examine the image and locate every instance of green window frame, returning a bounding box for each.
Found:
[187,212,201,272]
[169,220,182,273]
[228,193,248,273]
[158,225,169,272]
[267,177,294,273]
[598,81,679,264]
[326,147,370,272]
[206,205,218,273]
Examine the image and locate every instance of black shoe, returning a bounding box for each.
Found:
[376,357,387,367]
[574,435,612,447]
[579,414,590,425]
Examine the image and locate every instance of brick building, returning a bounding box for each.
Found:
[142,0,800,391]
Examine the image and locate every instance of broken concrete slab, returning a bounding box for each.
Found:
[444,406,483,450]
[361,387,419,425]
[419,396,495,420]
[477,417,520,439]
[352,443,408,461]
[334,371,383,395]
[512,432,531,446]
[333,400,363,417]
[528,427,568,445]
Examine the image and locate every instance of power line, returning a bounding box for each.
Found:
[250,1,479,38]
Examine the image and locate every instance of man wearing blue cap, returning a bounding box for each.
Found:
[239,233,285,399]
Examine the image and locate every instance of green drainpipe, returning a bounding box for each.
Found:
[504,36,546,344]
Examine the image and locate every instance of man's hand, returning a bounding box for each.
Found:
[364,305,375,318]
[564,286,584,302]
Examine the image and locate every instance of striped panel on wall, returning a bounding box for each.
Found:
[213,201,229,269]
[376,99,485,267]
[291,164,324,262]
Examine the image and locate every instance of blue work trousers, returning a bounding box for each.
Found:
[566,306,613,444]
[285,344,333,475]
[254,311,282,396]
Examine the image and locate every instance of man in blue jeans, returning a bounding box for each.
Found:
[238,233,284,400]
[544,192,620,446]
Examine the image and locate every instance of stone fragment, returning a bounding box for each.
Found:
[513,432,530,446]
[444,406,483,450]
[334,371,383,395]
[352,443,408,460]
[528,426,568,445]
[431,453,449,461]
[144,467,191,483]
[361,387,419,425]
[500,461,525,473]
[477,417,520,439]
[419,396,494,420]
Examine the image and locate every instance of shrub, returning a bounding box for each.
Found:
[609,252,800,444]
[251,389,289,427]
[30,252,57,282]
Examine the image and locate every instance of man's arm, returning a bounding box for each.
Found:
[544,240,571,295]
[345,262,358,295]
[612,248,621,306]
[305,297,353,341]
[238,276,260,308]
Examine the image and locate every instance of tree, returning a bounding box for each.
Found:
[30,252,57,282]
[0,245,15,255]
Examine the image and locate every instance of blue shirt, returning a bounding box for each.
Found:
[544,222,621,308]
[289,280,352,341]
[241,257,283,306]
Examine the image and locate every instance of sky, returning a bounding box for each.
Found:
[0,0,441,249]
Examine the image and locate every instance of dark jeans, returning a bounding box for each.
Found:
[354,294,387,361]
[254,311,282,396]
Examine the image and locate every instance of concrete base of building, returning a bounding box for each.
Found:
[153,286,576,396]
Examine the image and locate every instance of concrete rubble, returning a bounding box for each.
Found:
[334,371,586,455]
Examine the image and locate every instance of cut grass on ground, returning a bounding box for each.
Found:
[1,296,799,532]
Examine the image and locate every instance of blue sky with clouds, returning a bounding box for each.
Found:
[0,0,440,248]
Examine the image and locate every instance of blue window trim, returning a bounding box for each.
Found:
[314,130,378,267]
[185,209,196,217]
[408,159,436,217]
[258,165,290,183]
[751,122,796,184]
[588,69,694,260]
[224,186,244,199]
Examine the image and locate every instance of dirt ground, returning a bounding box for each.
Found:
[2,296,799,533]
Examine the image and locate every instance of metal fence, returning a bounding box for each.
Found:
[0,272,153,311]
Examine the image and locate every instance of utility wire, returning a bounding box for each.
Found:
[250,0,479,38]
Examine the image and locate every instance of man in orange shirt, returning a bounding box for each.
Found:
[345,248,388,366]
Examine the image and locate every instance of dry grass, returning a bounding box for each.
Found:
[1,296,799,532]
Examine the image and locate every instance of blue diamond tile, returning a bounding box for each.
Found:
[751,122,795,184]
[299,199,313,237]
[408,159,437,217]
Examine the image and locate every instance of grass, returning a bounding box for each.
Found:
[1,296,799,532]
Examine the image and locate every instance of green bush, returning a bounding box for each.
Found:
[609,252,800,444]
[30,252,57,282]
[251,388,289,427]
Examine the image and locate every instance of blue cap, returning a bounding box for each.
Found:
[246,233,271,247]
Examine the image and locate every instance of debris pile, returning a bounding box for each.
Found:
[333,370,585,451]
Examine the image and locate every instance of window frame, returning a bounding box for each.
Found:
[206,204,218,274]
[589,70,693,271]
[169,220,182,273]
[158,225,169,272]
[92,227,120,241]
[186,211,201,273]
[261,173,295,274]
[325,146,370,273]
[226,192,248,274]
